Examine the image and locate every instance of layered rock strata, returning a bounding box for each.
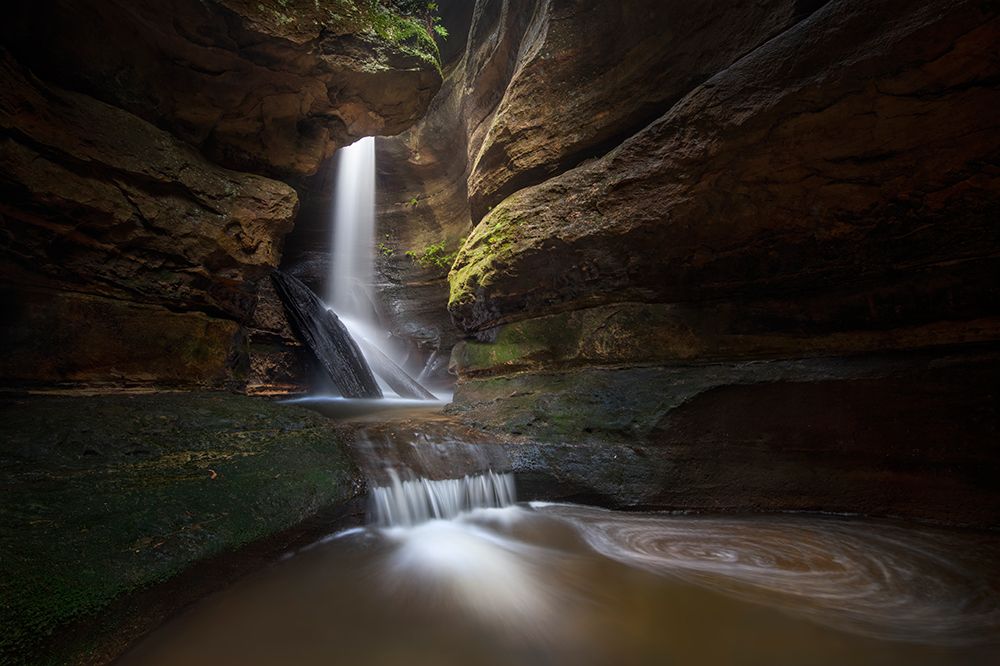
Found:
[0,0,442,392]
[409,0,999,522]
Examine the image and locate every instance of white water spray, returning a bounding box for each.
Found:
[371,470,550,630]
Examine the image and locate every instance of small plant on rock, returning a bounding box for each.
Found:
[406,240,458,271]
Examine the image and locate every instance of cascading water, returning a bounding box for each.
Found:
[131,111,1000,666]
[123,430,1000,663]
[370,469,517,527]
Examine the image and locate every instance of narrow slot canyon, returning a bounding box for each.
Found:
[1,1,998,664]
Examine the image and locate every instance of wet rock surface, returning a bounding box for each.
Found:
[446,347,1000,529]
[271,271,382,398]
[434,0,1000,518]
[0,51,297,322]
[2,1,999,660]
[0,392,362,665]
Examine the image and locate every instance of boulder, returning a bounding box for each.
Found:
[271,271,381,399]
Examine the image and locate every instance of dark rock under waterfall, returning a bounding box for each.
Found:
[271,271,437,400]
[271,271,382,399]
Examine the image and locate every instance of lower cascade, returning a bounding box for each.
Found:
[370,470,517,527]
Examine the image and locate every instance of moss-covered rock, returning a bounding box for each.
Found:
[449,349,1000,526]
[451,301,1000,377]
[0,392,361,665]
[447,205,521,312]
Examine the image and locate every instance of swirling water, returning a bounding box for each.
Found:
[122,493,1000,665]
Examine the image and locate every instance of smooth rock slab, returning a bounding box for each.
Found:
[448,347,1000,527]
[0,392,360,665]
[270,271,382,399]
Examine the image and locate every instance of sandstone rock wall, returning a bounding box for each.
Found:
[374,0,838,384]
[439,0,1000,377]
[1,0,441,178]
[0,0,442,392]
[449,0,1000,337]
[380,0,1000,521]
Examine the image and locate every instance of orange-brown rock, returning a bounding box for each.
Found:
[437,0,1000,523]
[449,0,1000,338]
[466,0,819,221]
[1,0,442,178]
[0,1,442,391]
[0,52,297,321]
[0,288,241,390]
[371,0,822,378]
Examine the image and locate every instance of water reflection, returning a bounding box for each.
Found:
[122,504,1000,666]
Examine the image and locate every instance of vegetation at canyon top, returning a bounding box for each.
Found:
[369,0,447,68]
[251,1,446,68]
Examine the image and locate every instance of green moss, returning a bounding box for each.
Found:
[365,1,441,70]
[458,317,580,371]
[0,393,359,665]
[237,2,442,69]
[449,367,684,444]
[448,206,520,308]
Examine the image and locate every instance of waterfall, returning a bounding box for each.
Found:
[306,136,434,400]
[371,469,517,527]
[328,136,376,319]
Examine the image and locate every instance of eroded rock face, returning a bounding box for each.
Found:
[0,288,241,390]
[372,0,830,383]
[422,0,1000,522]
[465,0,817,220]
[449,0,1000,335]
[0,52,297,321]
[0,0,442,391]
[1,0,442,178]
[369,0,606,381]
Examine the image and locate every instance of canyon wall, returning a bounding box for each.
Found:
[382,0,1000,522]
[0,5,446,659]
[0,0,441,392]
